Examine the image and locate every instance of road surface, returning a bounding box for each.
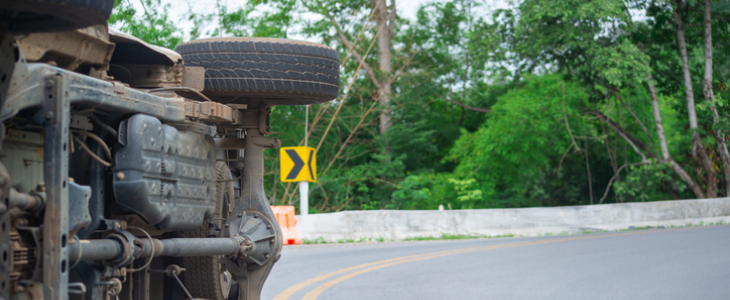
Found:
[262,225,730,300]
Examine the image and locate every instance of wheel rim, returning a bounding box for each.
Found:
[220,268,232,297]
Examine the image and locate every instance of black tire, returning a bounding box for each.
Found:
[183,162,236,300]
[0,0,115,33]
[175,37,340,105]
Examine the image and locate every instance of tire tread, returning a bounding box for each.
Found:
[176,37,340,105]
[0,0,115,33]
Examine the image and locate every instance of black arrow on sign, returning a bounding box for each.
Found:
[286,149,304,180]
[308,149,315,180]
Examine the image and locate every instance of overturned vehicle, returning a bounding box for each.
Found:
[0,1,339,299]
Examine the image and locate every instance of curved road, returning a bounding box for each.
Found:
[262,225,730,300]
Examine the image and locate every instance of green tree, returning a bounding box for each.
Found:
[109,0,183,49]
[447,75,593,207]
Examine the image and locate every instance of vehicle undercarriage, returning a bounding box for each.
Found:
[0,1,339,299]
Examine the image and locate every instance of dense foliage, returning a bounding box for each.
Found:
[110,0,730,212]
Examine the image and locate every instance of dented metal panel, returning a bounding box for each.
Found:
[17,24,115,72]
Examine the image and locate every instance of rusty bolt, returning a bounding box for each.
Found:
[116,172,125,180]
[114,222,121,230]
[245,239,251,246]
[36,183,45,192]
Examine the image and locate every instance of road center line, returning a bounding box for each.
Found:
[276,227,701,300]
[271,249,464,300]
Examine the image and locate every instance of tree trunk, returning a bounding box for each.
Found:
[648,72,705,198]
[648,74,670,160]
[584,140,594,204]
[674,0,717,197]
[374,0,394,135]
[703,0,730,195]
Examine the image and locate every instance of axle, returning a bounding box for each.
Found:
[68,236,248,264]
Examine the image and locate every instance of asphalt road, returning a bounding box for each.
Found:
[262,225,730,300]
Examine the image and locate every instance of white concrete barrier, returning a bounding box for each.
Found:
[297,198,730,241]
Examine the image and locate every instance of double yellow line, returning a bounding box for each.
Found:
[273,227,698,300]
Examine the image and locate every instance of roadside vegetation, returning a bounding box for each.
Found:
[111,0,730,212]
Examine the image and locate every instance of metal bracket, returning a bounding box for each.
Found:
[258,105,271,135]
[105,230,136,267]
[224,104,282,300]
[184,100,238,123]
[252,136,281,149]
[41,73,71,300]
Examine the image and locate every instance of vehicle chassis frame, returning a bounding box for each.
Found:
[0,56,282,300]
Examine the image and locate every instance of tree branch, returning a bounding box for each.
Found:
[585,140,594,204]
[434,95,490,113]
[599,119,620,189]
[598,162,649,204]
[339,9,377,68]
[315,22,381,152]
[136,0,155,28]
[329,14,383,91]
[589,111,651,162]
[612,89,658,157]
[562,88,581,153]
[592,111,652,154]
[322,99,380,177]
[558,144,573,170]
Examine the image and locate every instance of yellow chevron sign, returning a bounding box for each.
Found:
[280,146,317,183]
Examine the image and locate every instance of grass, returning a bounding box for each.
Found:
[536,219,728,237]
[300,219,728,245]
[403,233,514,241]
[303,236,390,245]
[303,233,516,244]
[665,219,726,228]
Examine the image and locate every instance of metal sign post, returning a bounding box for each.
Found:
[301,106,309,215]
[299,181,309,215]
